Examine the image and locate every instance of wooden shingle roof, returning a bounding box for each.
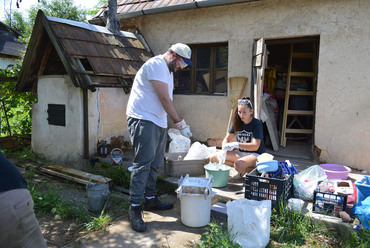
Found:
[17,10,152,93]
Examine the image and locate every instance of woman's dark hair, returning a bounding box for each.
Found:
[232,97,252,132]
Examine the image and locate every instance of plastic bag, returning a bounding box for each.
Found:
[168,128,190,153]
[352,196,370,230]
[183,142,216,160]
[227,198,271,248]
[293,165,327,201]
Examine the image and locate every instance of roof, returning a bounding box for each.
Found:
[17,10,152,93]
[90,0,259,24]
[0,21,25,58]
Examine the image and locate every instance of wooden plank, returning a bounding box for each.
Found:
[261,99,279,151]
[287,110,314,115]
[286,128,313,134]
[40,164,113,187]
[288,91,315,96]
[290,72,316,77]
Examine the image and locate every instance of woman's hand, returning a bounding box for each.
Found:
[222,142,239,151]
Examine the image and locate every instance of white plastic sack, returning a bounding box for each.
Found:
[293,165,327,201]
[227,198,271,248]
[168,128,190,153]
[183,142,216,160]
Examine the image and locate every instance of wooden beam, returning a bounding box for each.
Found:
[0,77,18,82]
[40,164,113,188]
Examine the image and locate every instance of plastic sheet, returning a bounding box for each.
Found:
[293,165,327,201]
[227,198,271,248]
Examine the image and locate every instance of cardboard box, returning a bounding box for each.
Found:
[164,152,208,177]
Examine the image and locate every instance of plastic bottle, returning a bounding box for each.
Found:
[101,141,107,158]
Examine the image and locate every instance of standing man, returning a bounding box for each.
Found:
[0,151,48,247]
[126,43,193,232]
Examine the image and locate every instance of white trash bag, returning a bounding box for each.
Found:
[168,128,190,153]
[184,142,216,160]
[293,165,327,201]
[227,198,271,248]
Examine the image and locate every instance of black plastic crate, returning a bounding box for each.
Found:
[245,169,293,209]
[313,190,347,217]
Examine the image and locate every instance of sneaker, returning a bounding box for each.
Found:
[143,197,174,211]
[128,205,146,232]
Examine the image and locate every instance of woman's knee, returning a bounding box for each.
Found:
[209,153,219,163]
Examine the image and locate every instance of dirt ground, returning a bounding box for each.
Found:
[15,160,132,248]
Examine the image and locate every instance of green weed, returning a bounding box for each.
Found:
[84,209,113,232]
[196,222,241,248]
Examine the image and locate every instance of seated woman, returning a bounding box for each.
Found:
[209,97,265,175]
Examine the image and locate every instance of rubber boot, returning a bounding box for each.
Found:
[128,205,146,232]
[143,197,174,211]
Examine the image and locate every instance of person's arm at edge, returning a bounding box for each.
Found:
[151,80,181,123]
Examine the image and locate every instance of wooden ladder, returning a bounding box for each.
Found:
[280,42,317,147]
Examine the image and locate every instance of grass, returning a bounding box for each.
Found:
[196,203,370,248]
[84,209,113,232]
[29,184,114,232]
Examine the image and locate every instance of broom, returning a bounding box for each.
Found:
[227,77,248,132]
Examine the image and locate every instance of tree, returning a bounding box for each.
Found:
[1,0,93,137]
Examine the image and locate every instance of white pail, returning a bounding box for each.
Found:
[180,191,215,227]
[176,175,215,227]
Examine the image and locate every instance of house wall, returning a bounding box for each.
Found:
[32,75,84,166]
[87,88,130,155]
[0,57,18,69]
[126,0,370,170]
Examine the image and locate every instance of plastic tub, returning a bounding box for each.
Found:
[319,164,351,180]
[355,176,370,203]
[204,163,230,188]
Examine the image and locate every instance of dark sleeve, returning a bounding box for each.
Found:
[0,151,28,192]
[253,119,264,140]
[228,124,234,134]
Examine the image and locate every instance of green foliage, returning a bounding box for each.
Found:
[84,209,113,232]
[87,0,106,18]
[29,185,91,224]
[0,65,36,136]
[91,163,131,189]
[197,222,241,248]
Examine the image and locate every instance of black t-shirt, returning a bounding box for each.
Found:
[228,118,265,154]
[0,151,28,193]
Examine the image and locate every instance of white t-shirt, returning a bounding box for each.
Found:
[126,55,173,128]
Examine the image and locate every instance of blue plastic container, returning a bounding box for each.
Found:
[355,176,370,203]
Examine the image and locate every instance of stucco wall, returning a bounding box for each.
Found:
[0,57,18,69]
[32,75,84,166]
[87,88,130,155]
[128,0,370,169]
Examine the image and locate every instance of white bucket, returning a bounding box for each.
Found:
[180,191,215,227]
[176,175,215,227]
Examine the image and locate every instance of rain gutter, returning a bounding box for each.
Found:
[113,0,259,20]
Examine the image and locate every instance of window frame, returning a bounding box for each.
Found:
[174,42,228,95]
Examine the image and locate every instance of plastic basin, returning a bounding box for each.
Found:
[204,163,230,188]
[319,164,351,180]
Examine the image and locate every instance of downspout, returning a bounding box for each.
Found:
[83,88,89,159]
[116,0,259,19]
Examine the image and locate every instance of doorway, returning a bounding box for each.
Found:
[263,36,319,159]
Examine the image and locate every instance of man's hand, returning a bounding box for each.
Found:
[174,119,192,138]
[222,142,239,151]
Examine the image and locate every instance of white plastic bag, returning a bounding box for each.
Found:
[168,128,190,153]
[293,165,327,201]
[227,198,271,248]
[183,142,216,160]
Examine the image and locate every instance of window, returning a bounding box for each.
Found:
[174,43,228,95]
[47,104,66,126]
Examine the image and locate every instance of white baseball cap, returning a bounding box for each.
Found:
[170,43,192,66]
